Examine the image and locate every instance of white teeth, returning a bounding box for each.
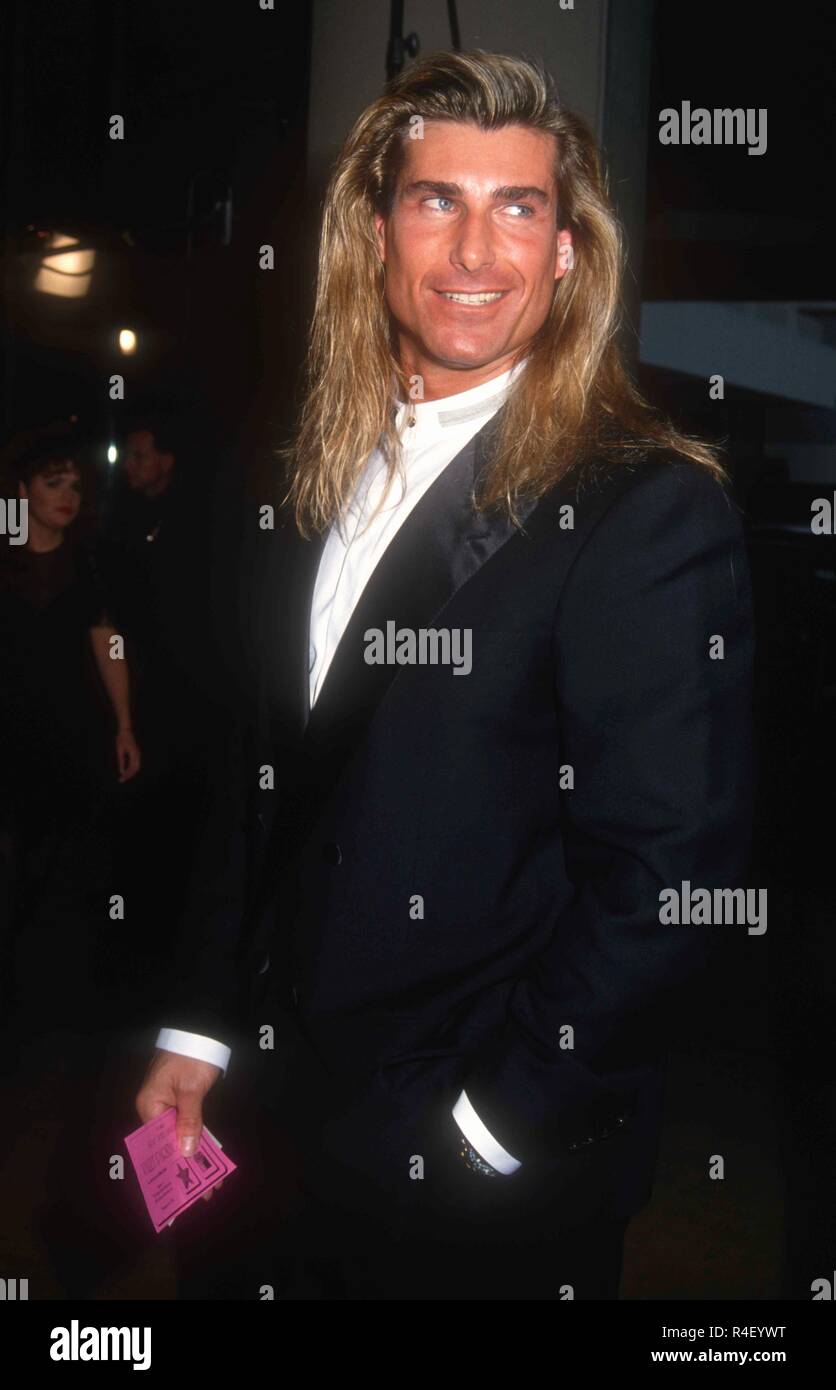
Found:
[442,291,504,304]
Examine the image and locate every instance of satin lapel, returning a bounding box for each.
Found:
[260,511,325,744]
[300,411,541,791]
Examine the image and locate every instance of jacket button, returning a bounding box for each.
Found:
[598,1113,629,1141]
[322,840,342,865]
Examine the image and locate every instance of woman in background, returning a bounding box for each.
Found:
[0,433,141,1024]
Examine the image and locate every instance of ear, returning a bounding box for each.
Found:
[554,228,574,281]
[17,480,28,499]
[373,212,386,266]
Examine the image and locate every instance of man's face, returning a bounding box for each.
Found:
[122,430,174,497]
[374,121,573,389]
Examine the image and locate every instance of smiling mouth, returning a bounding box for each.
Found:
[436,290,508,305]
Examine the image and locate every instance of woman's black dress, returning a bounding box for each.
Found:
[0,536,115,1015]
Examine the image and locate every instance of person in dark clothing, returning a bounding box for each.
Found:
[107,414,211,750]
[136,54,754,1301]
[102,412,228,1018]
[0,439,141,1022]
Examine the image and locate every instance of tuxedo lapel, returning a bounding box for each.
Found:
[298,409,540,804]
[259,511,325,745]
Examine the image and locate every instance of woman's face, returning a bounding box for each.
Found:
[18,463,82,533]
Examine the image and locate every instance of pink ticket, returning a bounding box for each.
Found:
[124,1108,237,1233]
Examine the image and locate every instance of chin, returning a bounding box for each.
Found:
[428,338,507,369]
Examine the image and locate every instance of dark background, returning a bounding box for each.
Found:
[0,0,833,1301]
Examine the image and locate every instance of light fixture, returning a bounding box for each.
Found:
[34,232,95,298]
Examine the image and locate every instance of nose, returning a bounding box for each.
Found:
[449,209,496,275]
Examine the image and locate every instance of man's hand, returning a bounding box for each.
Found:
[135,1049,223,1201]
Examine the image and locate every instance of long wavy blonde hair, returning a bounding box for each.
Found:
[281,49,724,536]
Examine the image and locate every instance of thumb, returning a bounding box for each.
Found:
[176,1092,204,1157]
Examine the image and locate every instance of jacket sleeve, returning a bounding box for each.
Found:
[158,519,279,1045]
[159,706,262,1042]
[458,457,756,1164]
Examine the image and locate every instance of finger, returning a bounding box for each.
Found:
[135,1088,174,1124]
[175,1091,204,1157]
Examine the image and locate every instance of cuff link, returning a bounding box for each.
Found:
[457,1137,500,1177]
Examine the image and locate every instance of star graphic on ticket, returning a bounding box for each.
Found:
[124,1108,237,1233]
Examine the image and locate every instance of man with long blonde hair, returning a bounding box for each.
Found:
[137,50,754,1300]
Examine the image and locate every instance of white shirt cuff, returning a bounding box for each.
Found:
[452,1088,522,1174]
[155,1028,231,1077]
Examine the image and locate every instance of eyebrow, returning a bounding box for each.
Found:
[402,179,551,207]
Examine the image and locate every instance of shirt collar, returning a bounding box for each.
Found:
[392,357,529,436]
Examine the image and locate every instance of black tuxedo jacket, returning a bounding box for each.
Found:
[166,415,755,1227]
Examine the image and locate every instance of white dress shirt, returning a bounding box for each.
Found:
[156,359,530,1175]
